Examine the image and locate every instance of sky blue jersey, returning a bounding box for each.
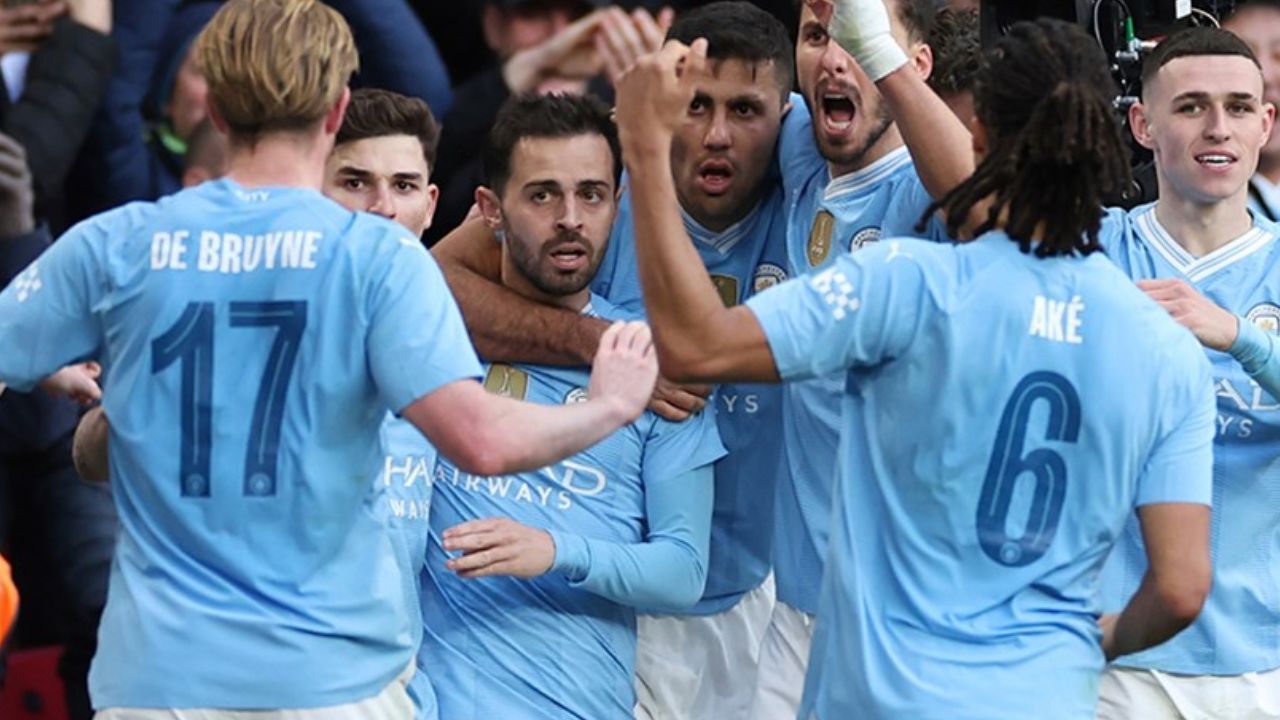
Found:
[417,296,725,720]
[0,179,484,709]
[773,98,945,613]
[592,184,789,614]
[1098,204,1280,675]
[746,232,1215,720]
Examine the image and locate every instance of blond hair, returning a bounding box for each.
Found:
[196,0,359,139]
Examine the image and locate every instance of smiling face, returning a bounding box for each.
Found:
[478,133,618,308]
[324,134,439,236]
[670,57,787,232]
[794,2,907,175]
[1134,55,1275,205]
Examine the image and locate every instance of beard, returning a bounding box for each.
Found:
[506,226,601,298]
[815,101,894,171]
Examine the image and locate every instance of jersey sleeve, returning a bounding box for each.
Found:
[1134,343,1216,507]
[746,239,932,382]
[886,174,948,243]
[1228,318,1280,401]
[366,230,484,413]
[548,410,724,610]
[778,94,825,198]
[0,219,108,390]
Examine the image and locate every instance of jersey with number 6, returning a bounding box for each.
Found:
[745,231,1215,720]
[0,178,483,710]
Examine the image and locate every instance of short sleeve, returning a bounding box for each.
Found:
[1134,343,1216,507]
[0,219,107,390]
[367,232,484,412]
[747,239,932,382]
[642,407,727,483]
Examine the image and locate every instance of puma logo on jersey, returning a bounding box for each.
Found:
[13,264,40,303]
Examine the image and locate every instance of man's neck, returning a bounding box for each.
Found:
[827,124,905,181]
[1154,188,1254,259]
[225,133,331,191]
[500,253,591,312]
[680,194,762,235]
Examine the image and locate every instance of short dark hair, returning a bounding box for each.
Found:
[336,88,440,172]
[928,7,980,97]
[1141,27,1260,91]
[793,0,934,43]
[483,93,621,194]
[667,1,794,98]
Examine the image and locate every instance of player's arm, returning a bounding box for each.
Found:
[616,41,781,384]
[1102,349,1215,660]
[1102,502,1211,660]
[401,321,657,476]
[817,0,975,207]
[442,462,715,610]
[1138,278,1280,399]
[432,218,609,365]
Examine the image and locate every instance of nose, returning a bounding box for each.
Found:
[555,197,584,233]
[819,39,851,78]
[1203,105,1232,142]
[368,183,395,219]
[704,108,731,150]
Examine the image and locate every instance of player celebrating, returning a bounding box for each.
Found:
[614,18,1214,720]
[0,0,657,715]
[1097,27,1280,719]
[412,92,724,720]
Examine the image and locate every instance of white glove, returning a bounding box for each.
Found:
[830,0,908,82]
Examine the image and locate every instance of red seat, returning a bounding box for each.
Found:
[0,646,69,720]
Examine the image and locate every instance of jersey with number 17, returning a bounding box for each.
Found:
[0,178,483,710]
[746,231,1216,720]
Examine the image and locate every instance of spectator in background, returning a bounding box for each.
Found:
[74,0,452,220]
[927,5,978,128]
[428,0,672,245]
[0,0,114,230]
[1225,0,1280,222]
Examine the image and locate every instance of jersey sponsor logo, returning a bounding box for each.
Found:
[564,387,589,404]
[710,274,740,307]
[382,453,432,488]
[483,364,529,400]
[807,210,836,267]
[849,226,882,252]
[810,267,860,320]
[752,263,787,294]
[435,457,608,512]
[13,263,41,303]
[1246,303,1280,335]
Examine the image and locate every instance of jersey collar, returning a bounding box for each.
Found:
[680,201,764,256]
[1135,205,1276,283]
[823,146,912,202]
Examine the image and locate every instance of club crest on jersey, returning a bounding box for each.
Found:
[850,226,882,252]
[564,387,589,404]
[710,274,740,307]
[807,210,836,267]
[1246,303,1280,335]
[483,364,529,400]
[752,263,787,294]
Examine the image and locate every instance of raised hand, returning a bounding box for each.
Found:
[0,132,34,238]
[503,10,607,94]
[807,0,907,82]
[588,320,659,424]
[615,38,709,157]
[596,7,674,87]
[0,0,64,56]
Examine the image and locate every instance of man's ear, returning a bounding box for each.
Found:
[475,186,505,231]
[1129,102,1156,151]
[912,42,933,83]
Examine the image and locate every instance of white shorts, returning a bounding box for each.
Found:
[94,665,415,720]
[634,575,776,720]
[1097,665,1280,720]
[747,600,815,720]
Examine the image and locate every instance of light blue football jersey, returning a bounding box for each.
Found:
[1249,176,1280,224]
[417,296,725,720]
[1098,204,1280,675]
[747,231,1215,720]
[0,178,483,709]
[591,185,789,614]
[773,98,946,614]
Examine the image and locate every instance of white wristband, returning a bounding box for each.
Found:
[830,0,909,82]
